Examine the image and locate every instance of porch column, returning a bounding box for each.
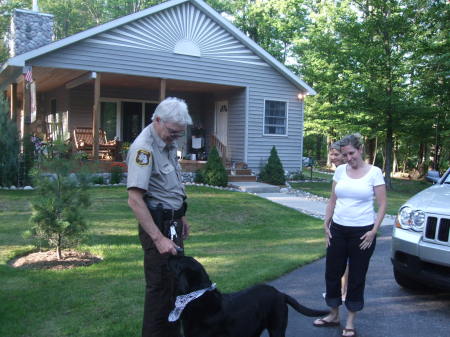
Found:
[92,73,101,159]
[159,78,166,102]
[9,83,18,122]
[21,72,31,152]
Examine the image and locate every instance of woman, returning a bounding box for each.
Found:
[326,141,349,301]
[313,134,387,337]
[328,141,346,168]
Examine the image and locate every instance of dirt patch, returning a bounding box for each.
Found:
[8,249,103,270]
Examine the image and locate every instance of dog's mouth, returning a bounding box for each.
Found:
[168,283,216,322]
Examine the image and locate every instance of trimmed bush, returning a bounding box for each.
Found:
[201,146,228,187]
[260,146,285,185]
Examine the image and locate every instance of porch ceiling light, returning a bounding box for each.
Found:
[297,92,307,100]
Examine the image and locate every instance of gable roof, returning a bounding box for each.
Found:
[1,0,315,95]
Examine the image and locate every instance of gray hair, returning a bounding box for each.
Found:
[328,140,341,152]
[152,97,193,125]
[340,133,363,150]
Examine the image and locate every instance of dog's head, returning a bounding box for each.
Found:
[168,255,213,295]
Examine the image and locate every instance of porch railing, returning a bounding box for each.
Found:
[210,135,227,160]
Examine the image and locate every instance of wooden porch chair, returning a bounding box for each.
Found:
[73,127,119,160]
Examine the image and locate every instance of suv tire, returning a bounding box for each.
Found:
[393,268,423,290]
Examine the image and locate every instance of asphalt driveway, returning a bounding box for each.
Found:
[263,225,450,337]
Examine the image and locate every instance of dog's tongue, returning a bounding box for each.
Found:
[168,283,216,322]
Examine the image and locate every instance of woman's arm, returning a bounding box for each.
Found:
[324,181,337,246]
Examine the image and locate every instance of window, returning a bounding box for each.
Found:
[101,102,117,140]
[264,100,287,135]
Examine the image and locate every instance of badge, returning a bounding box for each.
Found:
[136,150,151,166]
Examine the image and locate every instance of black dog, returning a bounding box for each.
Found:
[168,255,328,337]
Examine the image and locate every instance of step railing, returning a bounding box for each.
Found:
[210,134,227,160]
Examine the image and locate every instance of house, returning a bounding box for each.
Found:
[0,0,315,173]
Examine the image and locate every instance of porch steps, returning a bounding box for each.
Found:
[228,174,257,182]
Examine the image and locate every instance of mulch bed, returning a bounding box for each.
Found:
[8,249,102,270]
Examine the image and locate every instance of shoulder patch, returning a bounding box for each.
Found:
[136,149,152,166]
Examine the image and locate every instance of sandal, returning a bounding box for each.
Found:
[342,328,357,337]
[313,318,340,327]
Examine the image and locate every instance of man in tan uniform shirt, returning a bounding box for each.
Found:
[127,97,192,337]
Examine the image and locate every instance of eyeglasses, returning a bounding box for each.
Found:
[163,122,185,138]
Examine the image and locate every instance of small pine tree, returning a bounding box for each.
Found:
[201,146,228,187]
[30,141,90,260]
[260,146,286,185]
[0,99,19,187]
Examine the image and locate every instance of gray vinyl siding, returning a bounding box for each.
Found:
[31,41,304,171]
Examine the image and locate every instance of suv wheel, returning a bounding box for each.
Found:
[393,268,423,290]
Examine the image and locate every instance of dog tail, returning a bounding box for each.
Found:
[285,294,329,317]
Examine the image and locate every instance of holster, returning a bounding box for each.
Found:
[139,199,186,251]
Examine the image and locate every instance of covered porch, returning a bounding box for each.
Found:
[4,67,246,163]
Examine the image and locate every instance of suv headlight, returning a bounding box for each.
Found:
[397,206,426,231]
[411,210,426,230]
[398,206,413,228]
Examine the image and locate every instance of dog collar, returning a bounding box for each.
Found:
[168,283,216,322]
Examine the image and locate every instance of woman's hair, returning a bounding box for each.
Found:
[152,97,193,125]
[339,133,363,150]
[328,140,341,152]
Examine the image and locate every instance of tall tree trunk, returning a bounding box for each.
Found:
[326,135,333,167]
[417,142,427,176]
[384,124,393,190]
[315,134,322,162]
[434,117,440,171]
[365,137,377,164]
[392,138,398,174]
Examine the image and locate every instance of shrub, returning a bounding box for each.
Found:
[91,174,105,185]
[0,99,19,187]
[260,146,286,185]
[110,162,125,184]
[194,169,204,184]
[29,145,90,260]
[201,146,228,187]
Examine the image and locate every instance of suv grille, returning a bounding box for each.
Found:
[425,216,450,245]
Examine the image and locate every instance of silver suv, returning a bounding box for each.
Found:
[391,167,450,290]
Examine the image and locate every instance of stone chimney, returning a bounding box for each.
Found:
[9,8,54,57]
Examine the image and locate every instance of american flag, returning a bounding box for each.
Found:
[24,67,33,82]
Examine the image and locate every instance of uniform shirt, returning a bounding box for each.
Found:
[332,164,385,227]
[127,123,185,210]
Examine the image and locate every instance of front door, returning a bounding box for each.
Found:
[214,101,228,146]
[122,102,142,143]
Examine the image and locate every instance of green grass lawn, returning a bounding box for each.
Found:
[290,177,432,215]
[0,186,325,337]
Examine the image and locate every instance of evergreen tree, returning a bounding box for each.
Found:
[201,146,228,187]
[29,141,90,260]
[260,146,285,185]
[0,98,19,187]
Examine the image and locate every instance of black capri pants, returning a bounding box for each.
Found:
[325,221,376,312]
